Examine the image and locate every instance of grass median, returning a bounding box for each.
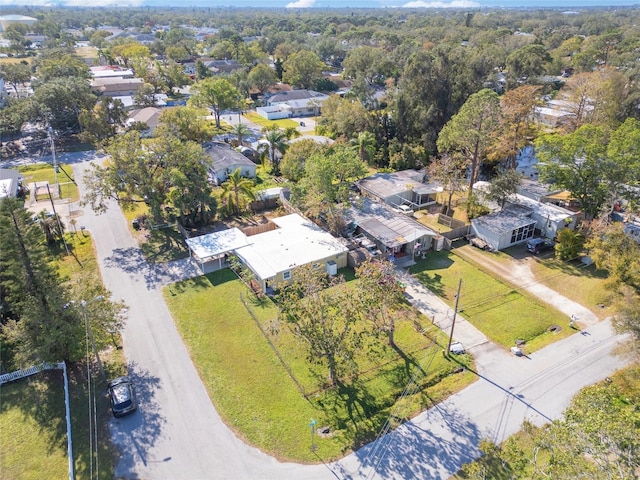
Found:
[164,269,476,462]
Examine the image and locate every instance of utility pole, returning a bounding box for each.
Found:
[446,279,462,354]
[45,183,70,256]
[48,126,59,196]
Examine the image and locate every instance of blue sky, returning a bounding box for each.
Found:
[1,0,638,8]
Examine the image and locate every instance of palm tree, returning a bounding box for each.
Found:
[220,168,256,216]
[259,126,288,176]
[351,131,376,164]
[232,123,251,147]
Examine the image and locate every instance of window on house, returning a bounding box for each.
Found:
[510,224,535,244]
[283,270,291,280]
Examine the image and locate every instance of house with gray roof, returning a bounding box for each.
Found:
[356,169,440,212]
[470,210,537,251]
[204,142,257,185]
[344,197,436,267]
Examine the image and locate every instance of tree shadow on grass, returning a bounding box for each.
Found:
[109,361,164,476]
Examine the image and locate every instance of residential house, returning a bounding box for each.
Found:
[126,107,163,136]
[471,210,537,251]
[475,181,578,239]
[90,66,135,80]
[204,142,257,185]
[257,90,329,119]
[0,168,24,199]
[344,197,437,267]
[356,169,440,212]
[186,213,349,292]
[91,77,143,97]
[203,59,244,76]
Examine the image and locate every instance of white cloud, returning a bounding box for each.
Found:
[402,0,480,7]
[285,0,316,7]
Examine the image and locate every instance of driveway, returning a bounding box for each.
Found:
[69,158,632,479]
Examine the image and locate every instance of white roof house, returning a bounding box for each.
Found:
[186,214,349,292]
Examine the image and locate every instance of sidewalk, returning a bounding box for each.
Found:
[395,268,489,352]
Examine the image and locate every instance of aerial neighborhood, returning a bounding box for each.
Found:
[0,5,639,480]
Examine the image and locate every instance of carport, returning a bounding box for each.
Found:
[186,228,250,273]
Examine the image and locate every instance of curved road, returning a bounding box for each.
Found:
[69,156,632,480]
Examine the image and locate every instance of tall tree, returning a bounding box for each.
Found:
[31,77,97,133]
[82,131,211,224]
[427,153,467,215]
[492,84,542,169]
[220,168,256,217]
[0,198,82,365]
[355,258,407,347]
[535,124,611,219]
[0,62,32,98]
[486,169,522,209]
[350,131,377,164]
[189,78,240,129]
[79,97,127,147]
[277,264,361,386]
[158,106,214,143]
[247,63,278,95]
[259,126,288,176]
[437,89,502,206]
[280,139,324,182]
[282,50,325,89]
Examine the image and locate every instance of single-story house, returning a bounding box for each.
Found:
[475,181,578,239]
[471,210,537,251]
[356,170,440,212]
[91,77,143,97]
[126,107,163,136]
[0,168,24,199]
[203,59,244,75]
[90,66,134,79]
[506,194,578,239]
[186,213,349,292]
[257,90,329,119]
[204,142,257,185]
[344,197,437,267]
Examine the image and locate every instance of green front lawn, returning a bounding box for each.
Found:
[18,163,79,201]
[410,251,572,352]
[164,269,476,462]
[243,111,300,130]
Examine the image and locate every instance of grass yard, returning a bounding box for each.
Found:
[18,163,79,202]
[243,111,300,130]
[119,200,189,263]
[0,368,115,480]
[164,269,476,462]
[524,257,614,320]
[410,251,572,352]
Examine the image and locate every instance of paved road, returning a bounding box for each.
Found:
[68,157,632,480]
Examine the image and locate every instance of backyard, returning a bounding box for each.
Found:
[164,268,476,462]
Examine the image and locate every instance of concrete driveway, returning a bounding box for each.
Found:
[68,157,632,480]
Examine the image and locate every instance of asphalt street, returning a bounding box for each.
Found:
[66,155,633,480]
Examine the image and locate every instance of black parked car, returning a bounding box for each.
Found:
[526,238,555,255]
[108,376,137,417]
